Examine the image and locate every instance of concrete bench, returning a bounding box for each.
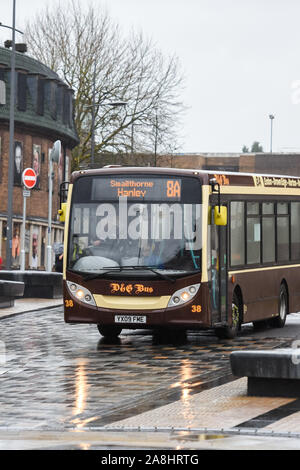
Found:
[230,349,300,397]
[0,279,25,308]
[0,271,62,299]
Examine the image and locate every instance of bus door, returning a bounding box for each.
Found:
[210,205,228,325]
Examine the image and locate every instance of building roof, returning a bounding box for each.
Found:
[0,46,79,148]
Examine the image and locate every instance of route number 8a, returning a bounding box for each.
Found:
[166,180,181,198]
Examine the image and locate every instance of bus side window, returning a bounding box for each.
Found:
[291,202,300,260]
[246,202,260,265]
[230,202,245,266]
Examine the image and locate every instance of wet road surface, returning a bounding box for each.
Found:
[0,306,292,433]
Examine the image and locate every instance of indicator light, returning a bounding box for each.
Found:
[76,289,84,299]
[180,291,190,301]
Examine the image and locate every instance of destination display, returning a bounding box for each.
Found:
[211,173,300,189]
[92,177,182,201]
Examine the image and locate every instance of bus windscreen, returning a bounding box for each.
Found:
[68,175,202,277]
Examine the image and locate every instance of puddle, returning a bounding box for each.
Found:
[172,431,229,441]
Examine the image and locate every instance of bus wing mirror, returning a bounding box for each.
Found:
[58,202,67,222]
[59,181,69,222]
[214,206,227,226]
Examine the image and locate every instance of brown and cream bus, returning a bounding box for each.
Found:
[61,167,300,339]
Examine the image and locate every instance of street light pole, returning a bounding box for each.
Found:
[6,0,16,269]
[46,140,61,272]
[269,114,275,153]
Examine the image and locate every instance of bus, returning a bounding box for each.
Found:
[60,167,300,339]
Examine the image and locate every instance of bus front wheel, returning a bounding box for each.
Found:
[97,325,122,338]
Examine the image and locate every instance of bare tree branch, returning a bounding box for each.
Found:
[24,0,185,168]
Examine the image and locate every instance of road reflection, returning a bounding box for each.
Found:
[74,360,88,416]
[0,308,291,431]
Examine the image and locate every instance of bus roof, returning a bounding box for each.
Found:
[72,166,300,183]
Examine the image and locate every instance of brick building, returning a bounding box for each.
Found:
[166,152,300,175]
[0,46,78,269]
[94,151,300,176]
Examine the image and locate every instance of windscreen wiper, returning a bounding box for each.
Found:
[82,267,123,281]
[81,265,176,282]
[135,266,176,283]
[67,268,120,282]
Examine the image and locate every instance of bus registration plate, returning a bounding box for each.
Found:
[114,315,146,324]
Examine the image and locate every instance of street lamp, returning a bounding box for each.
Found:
[1,15,27,271]
[269,114,275,153]
[1,1,22,269]
[0,21,23,36]
[46,140,61,272]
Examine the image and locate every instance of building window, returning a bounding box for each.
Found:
[12,223,21,267]
[30,226,39,269]
[56,85,63,118]
[37,77,44,115]
[14,141,23,186]
[27,75,37,109]
[0,79,6,105]
[62,88,70,125]
[45,80,57,120]
[17,72,27,111]
[32,144,41,190]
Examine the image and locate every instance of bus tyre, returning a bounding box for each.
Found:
[215,291,241,339]
[270,284,288,328]
[97,325,122,338]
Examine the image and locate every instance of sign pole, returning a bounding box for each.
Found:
[20,168,36,271]
[20,189,27,271]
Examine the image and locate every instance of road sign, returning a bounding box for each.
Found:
[22,167,37,189]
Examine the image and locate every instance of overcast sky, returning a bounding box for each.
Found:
[1,0,300,154]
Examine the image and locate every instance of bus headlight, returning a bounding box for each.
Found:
[66,281,96,306]
[168,283,200,307]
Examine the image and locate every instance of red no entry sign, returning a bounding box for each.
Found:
[22,167,37,189]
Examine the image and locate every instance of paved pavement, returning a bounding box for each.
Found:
[2,299,300,450]
[0,297,63,319]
